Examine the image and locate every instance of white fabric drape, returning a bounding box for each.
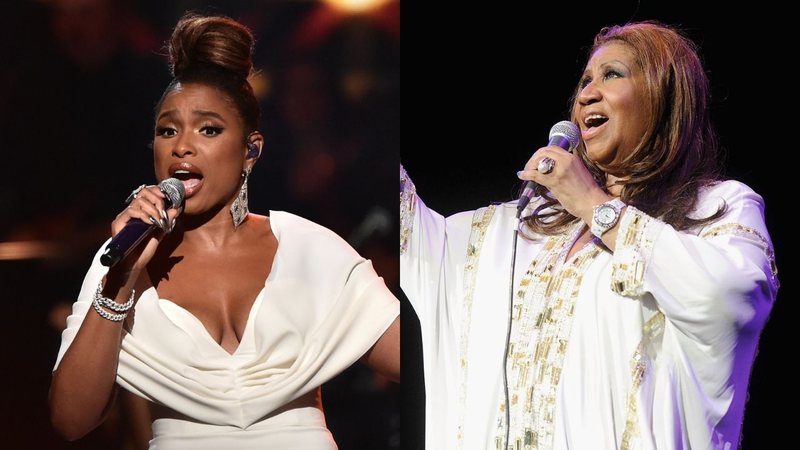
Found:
[55,211,400,447]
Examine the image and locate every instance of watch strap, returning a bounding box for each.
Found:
[591,198,626,238]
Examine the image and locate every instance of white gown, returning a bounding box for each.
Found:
[400,166,778,450]
[55,211,400,449]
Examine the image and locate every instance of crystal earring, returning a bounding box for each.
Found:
[231,167,251,228]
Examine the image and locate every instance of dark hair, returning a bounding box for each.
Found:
[155,13,260,134]
[526,21,724,235]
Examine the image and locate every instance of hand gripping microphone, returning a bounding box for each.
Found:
[100,178,185,267]
[516,120,581,213]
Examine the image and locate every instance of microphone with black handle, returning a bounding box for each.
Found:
[516,120,581,214]
[100,178,185,268]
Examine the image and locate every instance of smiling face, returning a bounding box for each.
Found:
[574,43,650,168]
[153,82,256,217]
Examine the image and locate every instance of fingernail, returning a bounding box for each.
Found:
[516,171,523,178]
[169,218,177,233]
[148,216,158,226]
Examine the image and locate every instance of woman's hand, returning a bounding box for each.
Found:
[109,185,182,278]
[50,184,183,441]
[517,145,611,224]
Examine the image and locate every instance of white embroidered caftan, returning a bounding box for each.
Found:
[400,165,777,450]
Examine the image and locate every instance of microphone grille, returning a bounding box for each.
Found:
[159,178,185,207]
[549,120,581,150]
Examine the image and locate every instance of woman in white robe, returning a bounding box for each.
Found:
[401,22,777,450]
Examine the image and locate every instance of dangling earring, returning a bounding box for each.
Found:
[231,167,251,229]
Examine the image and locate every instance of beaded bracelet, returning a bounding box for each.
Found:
[92,281,135,322]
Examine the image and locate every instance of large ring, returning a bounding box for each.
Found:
[125,184,147,205]
[537,157,555,174]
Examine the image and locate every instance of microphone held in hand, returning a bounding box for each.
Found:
[100,178,185,268]
[516,120,580,214]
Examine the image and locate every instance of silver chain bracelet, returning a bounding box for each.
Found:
[92,281,135,321]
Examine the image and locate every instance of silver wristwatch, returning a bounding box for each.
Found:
[591,198,626,238]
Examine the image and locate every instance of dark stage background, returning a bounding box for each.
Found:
[401,2,793,450]
[1,0,795,449]
[1,1,398,449]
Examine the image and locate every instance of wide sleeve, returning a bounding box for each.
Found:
[610,181,778,447]
[399,164,475,330]
[53,239,112,371]
[610,180,777,339]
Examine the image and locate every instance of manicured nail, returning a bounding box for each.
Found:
[516,171,523,178]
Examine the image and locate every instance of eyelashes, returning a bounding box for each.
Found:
[579,69,624,88]
[199,126,224,136]
[154,125,225,138]
[155,127,177,137]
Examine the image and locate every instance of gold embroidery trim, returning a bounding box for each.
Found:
[456,204,496,447]
[700,223,779,288]
[494,223,602,450]
[610,206,660,297]
[399,164,416,255]
[620,312,665,450]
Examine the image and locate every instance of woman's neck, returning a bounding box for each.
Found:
[175,206,245,249]
[606,174,624,196]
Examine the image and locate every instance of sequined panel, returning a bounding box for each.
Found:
[610,206,661,297]
[700,223,779,289]
[620,312,665,450]
[494,223,602,450]
[456,205,496,448]
[399,164,416,255]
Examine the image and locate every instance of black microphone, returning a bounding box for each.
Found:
[100,178,185,267]
[516,120,580,213]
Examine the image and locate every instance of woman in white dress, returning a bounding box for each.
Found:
[401,21,777,450]
[50,14,399,449]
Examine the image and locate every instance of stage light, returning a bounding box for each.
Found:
[324,0,392,14]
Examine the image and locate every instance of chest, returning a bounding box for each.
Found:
[145,242,276,355]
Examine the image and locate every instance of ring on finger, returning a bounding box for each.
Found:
[537,157,555,174]
[125,184,147,205]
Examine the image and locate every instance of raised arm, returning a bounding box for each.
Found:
[399,165,479,329]
[49,186,180,440]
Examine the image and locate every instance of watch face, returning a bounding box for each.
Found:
[596,205,617,226]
